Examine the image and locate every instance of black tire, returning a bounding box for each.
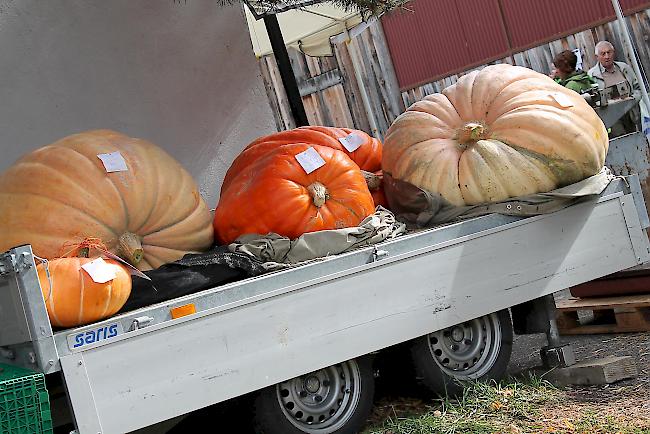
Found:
[409,309,513,397]
[253,357,375,434]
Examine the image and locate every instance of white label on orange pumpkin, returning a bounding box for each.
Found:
[549,93,574,109]
[81,258,117,283]
[295,147,326,174]
[338,132,365,152]
[97,151,128,173]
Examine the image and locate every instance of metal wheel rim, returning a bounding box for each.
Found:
[276,360,362,433]
[427,313,502,379]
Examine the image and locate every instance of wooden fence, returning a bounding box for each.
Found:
[260,9,650,138]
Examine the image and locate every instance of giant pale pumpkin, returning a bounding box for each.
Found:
[0,130,214,270]
[37,256,131,328]
[383,64,609,206]
[221,126,382,193]
[214,144,374,244]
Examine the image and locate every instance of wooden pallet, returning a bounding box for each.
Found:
[555,294,650,335]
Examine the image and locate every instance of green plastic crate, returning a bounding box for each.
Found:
[0,364,52,434]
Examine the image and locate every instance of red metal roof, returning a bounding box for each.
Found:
[381,0,507,90]
[500,0,648,49]
[381,0,650,90]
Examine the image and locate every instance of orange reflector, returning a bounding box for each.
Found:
[171,303,196,319]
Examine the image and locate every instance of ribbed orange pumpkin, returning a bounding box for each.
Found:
[221,126,382,194]
[0,130,214,270]
[37,257,131,328]
[214,144,375,244]
[383,64,609,206]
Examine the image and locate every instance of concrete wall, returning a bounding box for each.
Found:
[0,0,276,206]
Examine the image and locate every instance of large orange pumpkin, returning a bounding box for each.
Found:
[214,144,375,244]
[383,64,609,206]
[221,126,382,193]
[0,130,214,270]
[37,257,131,328]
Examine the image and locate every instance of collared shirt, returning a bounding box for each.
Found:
[600,63,627,88]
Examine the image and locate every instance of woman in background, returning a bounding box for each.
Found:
[552,50,595,94]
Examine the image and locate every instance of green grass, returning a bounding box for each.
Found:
[364,374,650,434]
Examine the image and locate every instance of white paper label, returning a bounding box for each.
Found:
[295,147,326,174]
[549,93,574,109]
[81,258,117,284]
[97,152,128,173]
[338,132,365,152]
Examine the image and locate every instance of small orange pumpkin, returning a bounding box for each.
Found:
[37,256,132,328]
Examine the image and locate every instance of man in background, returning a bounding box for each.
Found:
[588,40,644,136]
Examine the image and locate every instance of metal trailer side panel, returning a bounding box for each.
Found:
[61,194,648,434]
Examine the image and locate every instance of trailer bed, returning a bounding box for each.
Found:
[1,177,649,433]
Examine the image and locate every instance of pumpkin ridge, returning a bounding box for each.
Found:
[135,165,192,235]
[6,191,120,240]
[493,111,600,169]
[46,263,62,327]
[60,145,132,230]
[493,105,604,161]
[420,94,463,126]
[506,144,580,186]
[2,187,122,239]
[77,263,85,326]
[102,281,112,319]
[4,160,126,227]
[100,166,132,232]
[472,66,530,119]
[474,141,519,198]
[140,199,209,241]
[411,94,462,124]
[388,137,445,174]
[326,196,363,220]
[131,144,161,235]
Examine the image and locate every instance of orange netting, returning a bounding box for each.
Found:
[57,237,111,259]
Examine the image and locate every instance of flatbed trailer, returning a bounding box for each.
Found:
[1,175,649,434]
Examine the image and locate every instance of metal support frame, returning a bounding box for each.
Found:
[263,13,309,127]
[539,294,576,368]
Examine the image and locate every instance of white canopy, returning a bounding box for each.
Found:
[245,2,363,57]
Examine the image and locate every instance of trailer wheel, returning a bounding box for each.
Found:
[253,357,374,434]
[410,309,513,397]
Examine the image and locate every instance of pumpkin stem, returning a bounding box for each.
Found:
[307,182,329,208]
[458,122,488,143]
[361,170,381,191]
[118,232,144,266]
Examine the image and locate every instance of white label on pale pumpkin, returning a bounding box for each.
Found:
[295,147,326,174]
[549,93,574,109]
[97,151,128,173]
[338,132,365,152]
[81,257,117,283]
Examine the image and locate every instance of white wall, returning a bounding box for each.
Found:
[0,0,276,207]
